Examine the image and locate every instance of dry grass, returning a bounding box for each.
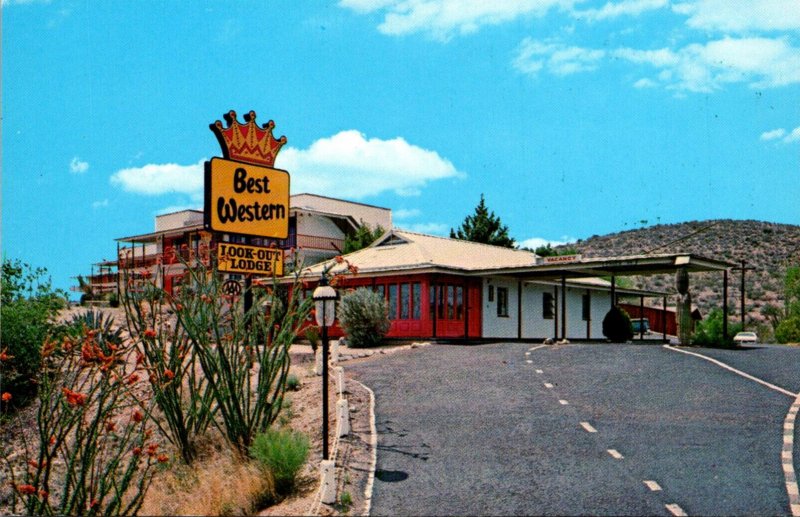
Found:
[140,438,275,516]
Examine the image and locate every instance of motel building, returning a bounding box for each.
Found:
[81,192,734,344]
[295,229,734,343]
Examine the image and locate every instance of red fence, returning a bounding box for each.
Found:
[618,303,677,336]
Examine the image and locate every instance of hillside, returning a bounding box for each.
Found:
[556,220,800,336]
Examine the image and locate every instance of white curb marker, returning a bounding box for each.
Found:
[559,399,569,405]
[644,480,662,491]
[544,382,554,389]
[580,422,597,433]
[535,369,543,374]
[526,359,533,364]
[607,449,623,459]
[666,503,687,516]
[352,378,378,517]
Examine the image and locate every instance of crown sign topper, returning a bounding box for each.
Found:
[210,110,287,167]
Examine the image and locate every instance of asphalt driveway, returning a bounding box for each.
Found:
[348,343,800,516]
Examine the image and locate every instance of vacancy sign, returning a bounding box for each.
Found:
[205,157,289,238]
[217,242,284,276]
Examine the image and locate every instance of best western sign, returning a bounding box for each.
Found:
[204,157,289,238]
[217,242,283,276]
[205,110,290,240]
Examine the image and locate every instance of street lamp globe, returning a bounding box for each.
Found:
[313,276,338,327]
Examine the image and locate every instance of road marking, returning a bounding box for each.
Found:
[580,422,597,433]
[663,345,797,398]
[526,359,533,364]
[535,369,543,374]
[544,382,554,388]
[607,449,623,459]
[644,480,662,491]
[665,503,687,516]
[785,392,800,516]
[664,345,800,516]
[529,345,547,352]
[558,399,569,405]
[525,351,531,356]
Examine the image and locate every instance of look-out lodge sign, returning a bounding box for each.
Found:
[205,110,288,276]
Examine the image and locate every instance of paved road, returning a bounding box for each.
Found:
[348,343,800,516]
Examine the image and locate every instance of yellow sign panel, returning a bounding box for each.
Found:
[205,157,290,238]
[217,242,284,276]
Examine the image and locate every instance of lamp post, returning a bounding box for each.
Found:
[313,274,338,460]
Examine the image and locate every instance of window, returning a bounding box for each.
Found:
[430,285,436,320]
[400,283,410,319]
[582,293,591,321]
[437,286,445,319]
[412,283,422,320]
[488,285,495,302]
[375,284,385,298]
[497,287,509,317]
[543,292,554,319]
[455,286,463,320]
[447,286,455,319]
[388,284,398,320]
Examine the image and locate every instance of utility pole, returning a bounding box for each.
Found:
[731,260,755,330]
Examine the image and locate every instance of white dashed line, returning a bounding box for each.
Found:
[580,422,597,433]
[544,382,554,389]
[644,480,662,492]
[535,369,543,374]
[525,351,531,356]
[529,345,547,352]
[526,359,533,364]
[607,449,623,459]
[558,399,569,405]
[665,503,687,516]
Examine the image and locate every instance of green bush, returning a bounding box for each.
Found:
[775,315,800,344]
[337,288,390,348]
[249,429,310,495]
[602,306,634,343]
[692,308,741,348]
[286,374,301,391]
[1,260,66,409]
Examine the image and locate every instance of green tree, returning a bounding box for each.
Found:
[450,194,515,248]
[532,244,579,257]
[343,222,386,254]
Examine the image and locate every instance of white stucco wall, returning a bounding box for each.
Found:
[482,278,614,340]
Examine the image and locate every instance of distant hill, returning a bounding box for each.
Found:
[555,220,800,335]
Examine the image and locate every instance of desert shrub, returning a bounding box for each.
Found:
[692,308,741,348]
[340,490,353,512]
[304,325,321,353]
[249,428,309,495]
[286,374,301,391]
[337,288,390,348]
[775,315,800,344]
[602,306,634,342]
[0,260,66,409]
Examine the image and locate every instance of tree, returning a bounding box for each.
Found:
[344,222,386,254]
[450,194,515,248]
[532,243,579,257]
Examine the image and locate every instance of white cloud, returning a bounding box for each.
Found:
[70,157,89,174]
[674,0,800,32]
[514,38,605,76]
[516,37,800,92]
[784,127,800,143]
[339,0,576,40]
[91,199,109,209]
[577,0,668,21]
[281,130,463,199]
[403,222,450,235]
[633,77,658,88]
[394,208,422,219]
[519,236,575,249]
[760,128,786,141]
[110,159,205,196]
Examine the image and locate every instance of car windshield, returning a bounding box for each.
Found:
[737,332,756,337]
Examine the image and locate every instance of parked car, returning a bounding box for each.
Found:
[733,331,758,345]
[631,318,650,334]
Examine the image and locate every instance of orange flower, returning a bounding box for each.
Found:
[143,329,156,339]
[334,255,344,264]
[2,392,11,402]
[105,421,116,432]
[175,303,183,311]
[132,410,144,423]
[157,454,169,463]
[90,499,100,509]
[0,348,13,361]
[163,369,174,380]
[146,443,159,457]
[127,373,140,385]
[49,436,56,446]
[62,388,87,407]
[16,484,36,495]
[38,490,48,499]
[132,447,142,456]
[135,351,145,366]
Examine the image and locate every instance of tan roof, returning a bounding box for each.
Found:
[300,229,539,277]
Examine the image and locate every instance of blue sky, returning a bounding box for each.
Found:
[3,0,799,295]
